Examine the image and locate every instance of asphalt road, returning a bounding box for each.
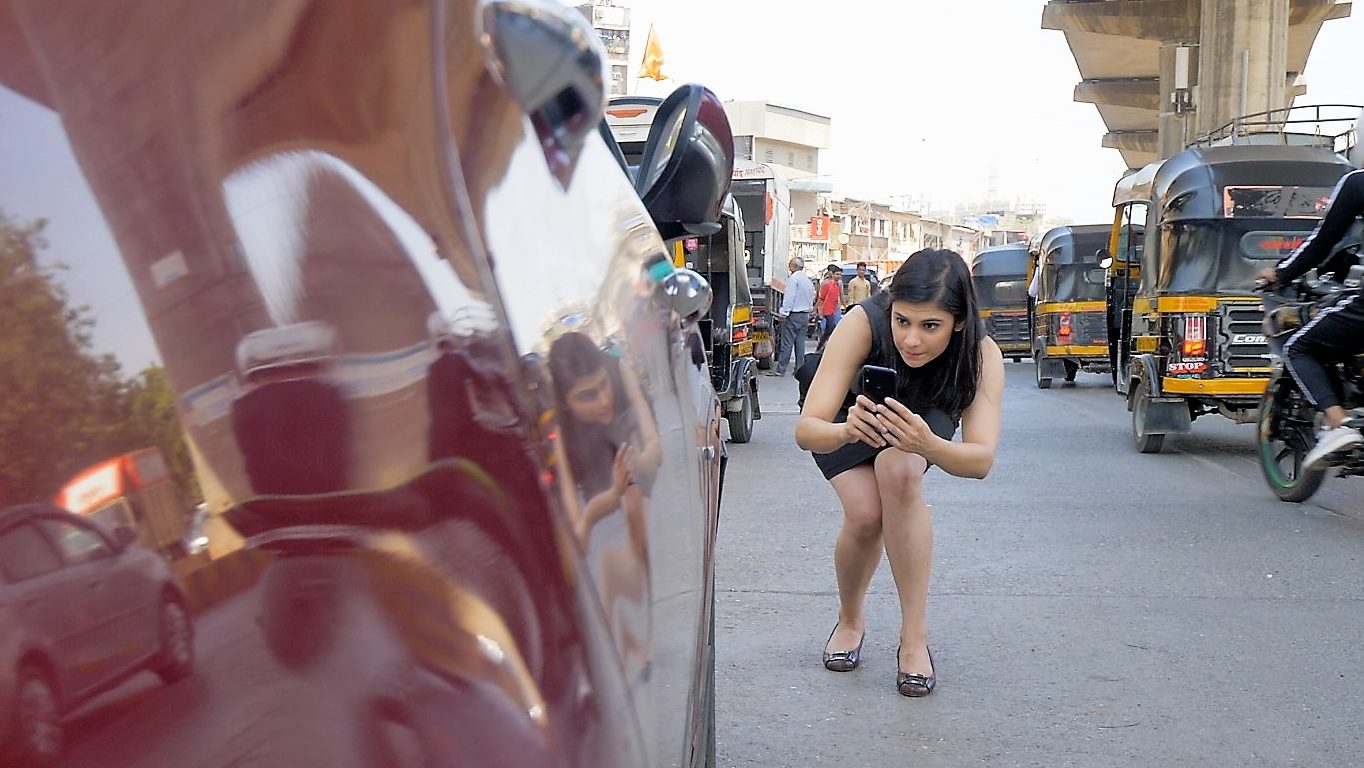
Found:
[716,362,1364,768]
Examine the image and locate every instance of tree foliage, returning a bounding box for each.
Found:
[116,366,201,502]
[0,210,196,507]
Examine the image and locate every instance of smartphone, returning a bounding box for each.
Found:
[859,364,897,403]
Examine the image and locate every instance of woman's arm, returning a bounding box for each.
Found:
[576,445,634,539]
[875,337,1005,479]
[619,362,663,475]
[795,307,887,453]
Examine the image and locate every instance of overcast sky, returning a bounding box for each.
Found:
[622,0,1361,224]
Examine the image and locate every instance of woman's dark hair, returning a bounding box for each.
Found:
[884,249,983,417]
[547,331,608,398]
[547,332,633,494]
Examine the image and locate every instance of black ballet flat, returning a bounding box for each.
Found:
[895,644,936,697]
[821,624,865,672]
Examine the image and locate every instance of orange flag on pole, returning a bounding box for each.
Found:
[639,24,668,82]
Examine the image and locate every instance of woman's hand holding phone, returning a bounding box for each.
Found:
[610,444,636,496]
[845,395,888,448]
[847,364,898,448]
[876,398,936,454]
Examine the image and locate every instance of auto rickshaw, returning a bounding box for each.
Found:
[1104,143,1355,452]
[676,196,761,442]
[971,244,1031,362]
[1028,225,1112,388]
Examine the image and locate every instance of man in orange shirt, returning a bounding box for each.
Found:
[815,265,843,353]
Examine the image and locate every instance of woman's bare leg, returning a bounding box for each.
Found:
[873,449,934,677]
[825,464,884,654]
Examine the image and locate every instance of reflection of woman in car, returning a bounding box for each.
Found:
[795,249,1004,698]
[548,332,661,541]
[547,332,660,679]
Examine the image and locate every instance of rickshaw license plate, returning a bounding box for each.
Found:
[753,330,770,344]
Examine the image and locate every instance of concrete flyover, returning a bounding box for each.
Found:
[1043,0,1352,170]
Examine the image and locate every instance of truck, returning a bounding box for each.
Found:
[54,447,193,559]
[729,160,791,367]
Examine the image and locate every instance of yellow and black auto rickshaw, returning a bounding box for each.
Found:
[1105,143,1355,452]
[675,195,762,442]
[1028,225,1112,388]
[971,244,1031,362]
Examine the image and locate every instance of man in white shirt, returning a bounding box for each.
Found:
[767,256,816,376]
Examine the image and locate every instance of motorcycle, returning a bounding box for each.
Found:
[1256,268,1364,502]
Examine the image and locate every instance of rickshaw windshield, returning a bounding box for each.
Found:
[971,248,1030,308]
[1157,218,1323,293]
[1222,186,1336,219]
[1039,232,1108,302]
[973,276,1029,308]
[1041,263,1107,302]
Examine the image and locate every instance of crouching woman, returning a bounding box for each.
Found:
[794,249,1004,697]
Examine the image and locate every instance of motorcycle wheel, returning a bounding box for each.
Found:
[1257,384,1327,503]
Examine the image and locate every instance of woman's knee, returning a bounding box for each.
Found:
[873,450,927,498]
[830,467,882,539]
[840,500,882,541]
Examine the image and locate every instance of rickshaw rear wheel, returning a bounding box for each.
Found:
[727,385,755,444]
[1257,386,1327,503]
[1063,360,1079,382]
[1131,378,1165,454]
[1034,360,1052,390]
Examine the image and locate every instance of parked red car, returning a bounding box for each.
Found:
[0,0,731,765]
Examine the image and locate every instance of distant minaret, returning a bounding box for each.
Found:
[985,156,1000,211]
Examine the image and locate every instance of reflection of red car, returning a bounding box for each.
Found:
[0,504,193,765]
[2,1,732,765]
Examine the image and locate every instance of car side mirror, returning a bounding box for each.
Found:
[113,526,137,550]
[635,84,735,241]
[480,0,607,189]
[1097,248,1113,270]
[661,268,713,329]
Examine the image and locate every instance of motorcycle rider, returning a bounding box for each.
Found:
[1257,161,1364,469]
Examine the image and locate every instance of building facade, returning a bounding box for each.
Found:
[576,1,632,96]
[726,101,834,267]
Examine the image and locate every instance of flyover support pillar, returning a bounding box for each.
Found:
[1196,0,1290,137]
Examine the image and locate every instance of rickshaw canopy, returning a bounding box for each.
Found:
[1115,144,1356,296]
[971,244,1030,308]
[971,245,1030,277]
[1035,225,1112,266]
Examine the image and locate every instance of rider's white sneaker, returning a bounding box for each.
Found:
[1303,425,1363,470]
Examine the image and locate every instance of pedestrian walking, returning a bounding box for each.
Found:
[846,261,873,308]
[767,257,815,376]
[794,249,1004,697]
[816,265,843,353]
